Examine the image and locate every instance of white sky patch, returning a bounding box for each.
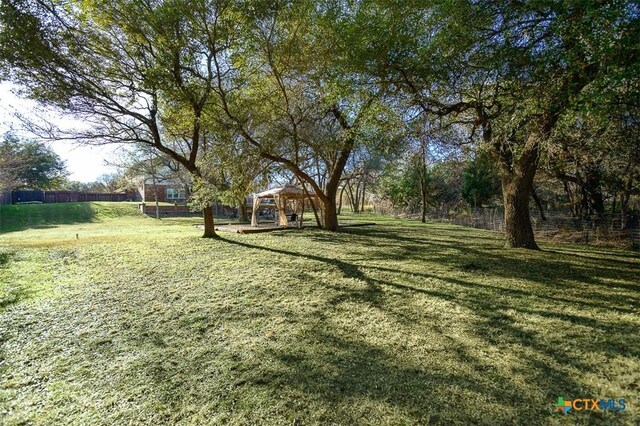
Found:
[0,82,121,182]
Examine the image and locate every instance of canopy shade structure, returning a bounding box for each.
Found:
[253,184,306,199]
[251,184,313,227]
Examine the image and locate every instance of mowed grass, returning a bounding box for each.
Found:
[0,203,638,425]
[0,202,144,233]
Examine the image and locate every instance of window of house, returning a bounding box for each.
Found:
[166,187,185,200]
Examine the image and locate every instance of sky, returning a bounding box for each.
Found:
[0,82,120,183]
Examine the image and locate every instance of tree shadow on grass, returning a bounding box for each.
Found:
[340,226,640,290]
[0,250,27,310]
[0,203,97,234]
[0,251,10,267]
[219,236,636,425]
[6,223,636,425]
[251,330,554,424]
[69,228,636,424]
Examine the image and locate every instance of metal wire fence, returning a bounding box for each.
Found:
[380,205,640,250]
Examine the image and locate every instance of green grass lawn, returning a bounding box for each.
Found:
[0,203,638,425]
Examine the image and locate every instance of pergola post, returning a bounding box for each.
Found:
[276,194,288,227]
[251,195,260,227]
[298,199,305,228]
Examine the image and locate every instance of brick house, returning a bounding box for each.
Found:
[136,177,189,203]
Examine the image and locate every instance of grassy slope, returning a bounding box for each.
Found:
[0,202,144,234]
[0,203,638,425]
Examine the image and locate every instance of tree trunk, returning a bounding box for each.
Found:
[299,182,322,228]
[580,186,589,218]
[502,172,539,249]
[590,191,605,222]
[530,186,547,221]
[148,150,161,220]
[153,184,160,220]
[202,205,217,238]
[563,181,579,217]
[346,182,357,213]
[611,193,617,215]
[420,175,427,223]
[498,134,540,250]
[322,185,339,231]
[337,184,346,215]
[419,163,428,223]
[621,192,630,230]
[353,182,361,213]
[610,193,617,231]
[238,202,247,222]
[418,138,429,223]
[323,198,339,231]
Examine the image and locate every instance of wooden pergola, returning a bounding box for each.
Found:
[250,184,312,227]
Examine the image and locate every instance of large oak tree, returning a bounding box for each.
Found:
[359,0,640,248]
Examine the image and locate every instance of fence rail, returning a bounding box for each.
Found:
[421,207,640,250]
[633,227,640,250]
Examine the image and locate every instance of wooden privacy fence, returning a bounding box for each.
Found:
[0,191,11,205]
[43,191,129,203]
[8,190,131,204]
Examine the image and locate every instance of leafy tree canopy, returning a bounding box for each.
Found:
[0,133,67,190]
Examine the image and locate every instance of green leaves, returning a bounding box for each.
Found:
[0,133,68,190]
[378,157,425,212]
[461,152,500,208]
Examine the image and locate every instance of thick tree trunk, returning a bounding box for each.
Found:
[502,172,539,249]
[202,205,217,238]
[238,202,248,222]
[322,185,339,231]
[497,134,540,250]
[323,198,339,231]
